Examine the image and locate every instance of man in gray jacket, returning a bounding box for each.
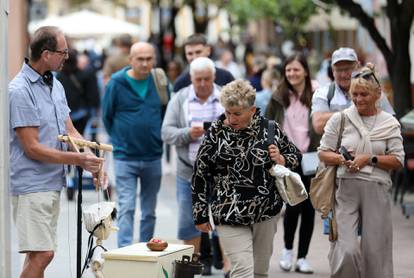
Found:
[162,57,223,256]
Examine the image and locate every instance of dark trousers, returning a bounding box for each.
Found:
[283,174,315,259]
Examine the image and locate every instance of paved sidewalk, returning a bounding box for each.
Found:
[11,160,414,277]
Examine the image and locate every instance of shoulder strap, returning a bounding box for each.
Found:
[335,112,345,150]
[327,82,336,108]
[267,119,275,146]
[151,68,169,106]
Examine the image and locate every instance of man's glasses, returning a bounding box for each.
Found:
[45,49,69,56]
[351,70,380,86]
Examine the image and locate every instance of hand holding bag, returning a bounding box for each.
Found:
[269,164,308,206]
[268,120,308,206]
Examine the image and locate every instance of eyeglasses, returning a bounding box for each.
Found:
[351,71,380,86]
[45,49,69,56]
[333,65,355,73]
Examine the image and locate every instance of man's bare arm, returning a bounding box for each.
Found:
[16,125,102,173]
[312,111,334,135]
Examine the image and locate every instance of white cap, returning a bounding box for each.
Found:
[331,47,358,65]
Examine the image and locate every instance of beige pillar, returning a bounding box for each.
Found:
[8,0,28,80]
[0,0,11,277]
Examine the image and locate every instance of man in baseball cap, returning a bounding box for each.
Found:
[311,47,394,134]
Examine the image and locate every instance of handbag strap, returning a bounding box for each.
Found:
[267,120,275,146]
[335,112,346,151]
[330,112,345,242]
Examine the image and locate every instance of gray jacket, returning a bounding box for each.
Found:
[161,84,222,181]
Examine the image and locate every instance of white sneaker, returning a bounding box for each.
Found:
[295,258,314,274]
[279,248,293,271]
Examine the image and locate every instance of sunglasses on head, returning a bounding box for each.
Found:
[351,71,380,86]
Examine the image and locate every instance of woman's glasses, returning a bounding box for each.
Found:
[351,71,380,86]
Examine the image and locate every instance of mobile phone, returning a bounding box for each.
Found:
[339,146,354,161]
[203,121,212,131]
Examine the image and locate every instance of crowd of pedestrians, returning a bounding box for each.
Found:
[8,26,405,278]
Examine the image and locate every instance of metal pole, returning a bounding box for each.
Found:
[0,0,11,277]
[77,165,83,278]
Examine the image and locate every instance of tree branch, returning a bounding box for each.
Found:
[335,0,393,64]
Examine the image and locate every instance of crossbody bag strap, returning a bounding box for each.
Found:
[331,112,345,241]
[335,112,345,150]
[267,119,275,146]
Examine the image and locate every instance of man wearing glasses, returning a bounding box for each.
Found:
[9,26,105,277]
[311,47,394,134]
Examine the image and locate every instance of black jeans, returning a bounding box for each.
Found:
[283,173,315,259]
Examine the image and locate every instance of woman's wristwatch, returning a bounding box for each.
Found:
[370,155,378,166]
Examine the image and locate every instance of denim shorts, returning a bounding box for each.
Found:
[176,176,200,240]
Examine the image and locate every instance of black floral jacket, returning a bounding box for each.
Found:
[192,111,301,226]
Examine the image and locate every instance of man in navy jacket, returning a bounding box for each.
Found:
[102,42,169,247]
[173,34,234,93]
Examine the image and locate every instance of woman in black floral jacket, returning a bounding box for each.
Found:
[192,79,301,278]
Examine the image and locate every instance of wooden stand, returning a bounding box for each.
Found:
[57,135,113,278]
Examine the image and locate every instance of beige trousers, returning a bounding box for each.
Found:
[329,178,393,278]
[216,216,278,278]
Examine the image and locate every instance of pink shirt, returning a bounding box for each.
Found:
[283,92,310,153]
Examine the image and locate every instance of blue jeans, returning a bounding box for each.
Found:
[176,176,200,240]
[114,158,162,247]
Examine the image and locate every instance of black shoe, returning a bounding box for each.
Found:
[224,271,230,278]
[201,259,212,276]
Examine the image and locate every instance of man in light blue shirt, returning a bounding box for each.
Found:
[9,26,104,278]
[312,47,394,134]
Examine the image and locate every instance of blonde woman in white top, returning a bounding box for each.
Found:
[318,63,404,278]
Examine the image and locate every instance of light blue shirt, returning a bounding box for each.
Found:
[311,82,395,115]
[256,88,272,116]
[9,62,70,195]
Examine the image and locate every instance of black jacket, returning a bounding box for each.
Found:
[192,111,301,226]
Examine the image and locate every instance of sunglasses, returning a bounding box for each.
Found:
[351,71,380,86]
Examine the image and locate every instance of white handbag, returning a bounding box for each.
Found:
[270,164,308,206]
[301,152,320,176]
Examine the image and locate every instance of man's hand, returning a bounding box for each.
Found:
[196,222,212,233]
[78,153,104,173]
[190,126,204,140]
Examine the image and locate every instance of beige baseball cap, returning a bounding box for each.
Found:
[331,47,358,65]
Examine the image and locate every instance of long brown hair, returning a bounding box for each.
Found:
[275,53,313,108]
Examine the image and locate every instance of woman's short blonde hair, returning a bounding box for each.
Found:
[350,62,381,95]
[220,79,256,109]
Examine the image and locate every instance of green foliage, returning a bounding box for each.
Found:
[224,0,316,39]
[68,0,91,6]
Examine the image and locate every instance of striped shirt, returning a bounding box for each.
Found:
[187,85,224,162]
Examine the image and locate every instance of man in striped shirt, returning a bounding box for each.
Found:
[162,57,224,275]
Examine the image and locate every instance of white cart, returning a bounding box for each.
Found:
[102,243,194,278]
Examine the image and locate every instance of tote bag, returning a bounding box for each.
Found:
[309,112,345,242]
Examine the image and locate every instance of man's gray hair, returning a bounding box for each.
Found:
[220,79,256,109]
[190,57,216,76]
